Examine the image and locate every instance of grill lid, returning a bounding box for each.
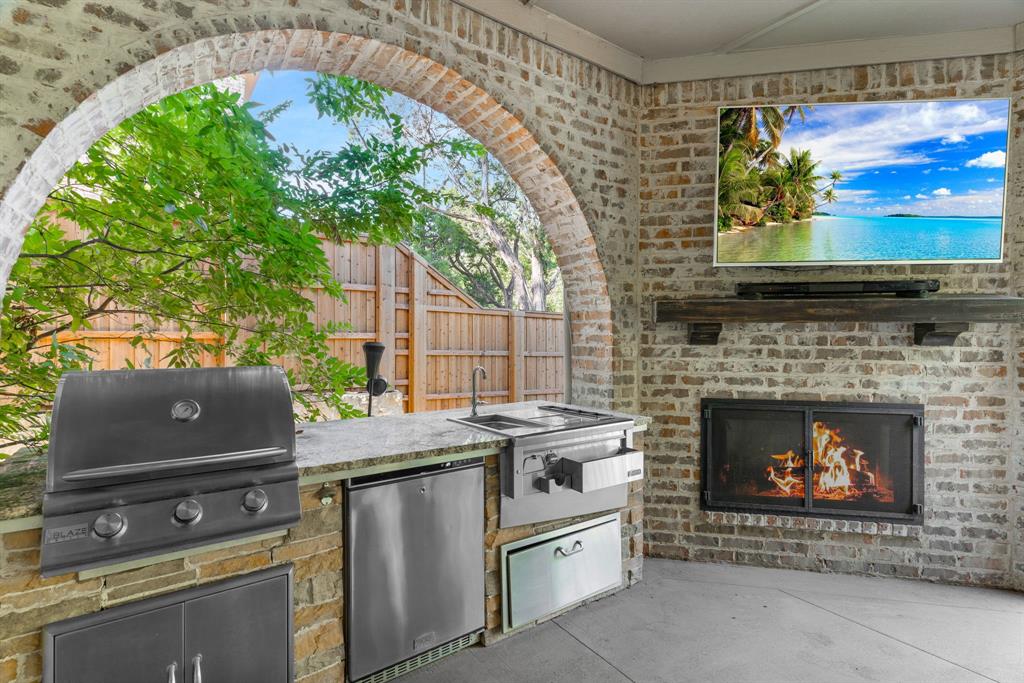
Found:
[46,366,295,493]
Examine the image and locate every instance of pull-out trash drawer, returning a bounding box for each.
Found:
[504,514,622,630]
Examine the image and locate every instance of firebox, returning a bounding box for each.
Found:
[700,399,924,524]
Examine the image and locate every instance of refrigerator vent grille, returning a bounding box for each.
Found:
[356,632,480,683]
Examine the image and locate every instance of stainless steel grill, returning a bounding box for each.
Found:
[40,366,301,576]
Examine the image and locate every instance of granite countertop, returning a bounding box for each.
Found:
[0,401,648,523]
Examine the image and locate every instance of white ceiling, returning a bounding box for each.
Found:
[530,0,1024,60]
[460,0,1024,82]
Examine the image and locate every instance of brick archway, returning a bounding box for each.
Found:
[0,30,614,405]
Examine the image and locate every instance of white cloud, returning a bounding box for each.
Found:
[833,188,877,205]
[938,166,959,171]
[871,186,1004,218]
[915,193,929,199]
[902,195,911,199]
[932,188,952,196]
[779,101,1007,174]
[941,133,966,144]
[965,150,1006,168]
[922,169,932,174]
[987,177,997,182]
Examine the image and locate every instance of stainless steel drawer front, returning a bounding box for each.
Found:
[506,517,622,629]
[561,448,643,493]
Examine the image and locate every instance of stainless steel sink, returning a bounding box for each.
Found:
[450,413,543,434]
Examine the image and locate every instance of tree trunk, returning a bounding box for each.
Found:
[475,155,533,310]
[527,246,546,311]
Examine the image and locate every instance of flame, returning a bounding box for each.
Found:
[760,422,893,503]
[763,449,804,497]
[814,422,852,495]
[766,465,801,494]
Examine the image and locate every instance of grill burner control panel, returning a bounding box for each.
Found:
[44,479,299,575]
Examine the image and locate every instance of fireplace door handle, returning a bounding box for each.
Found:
[555,540,584,557]
[166,662,177,683]
[192,654,203,683]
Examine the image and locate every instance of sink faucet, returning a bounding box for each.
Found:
[471,366,488,416]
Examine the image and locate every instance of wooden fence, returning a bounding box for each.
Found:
[60,238,566,412]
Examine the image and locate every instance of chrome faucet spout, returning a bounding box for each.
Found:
[470,366,488,417]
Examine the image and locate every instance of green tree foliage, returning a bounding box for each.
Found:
[1,76,454,454]
[340,104,562,312]
[717,105,842,232]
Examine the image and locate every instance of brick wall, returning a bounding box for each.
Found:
[0,1,643,414]
[639,53,1024,589]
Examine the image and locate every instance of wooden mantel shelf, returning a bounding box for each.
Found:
[654,295,1024,346]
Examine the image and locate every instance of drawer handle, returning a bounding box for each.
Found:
[167,662,177,683]
[555,540,584,557]
[193,654,203,683]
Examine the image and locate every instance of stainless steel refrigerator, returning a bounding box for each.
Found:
[345,458,485,681]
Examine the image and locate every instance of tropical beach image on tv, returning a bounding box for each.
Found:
[714,98,1010,266]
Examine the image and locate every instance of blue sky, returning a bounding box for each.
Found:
[249,70,447,153]
[773,99,1009,217]
[249,70,352,153]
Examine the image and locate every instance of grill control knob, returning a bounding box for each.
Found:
[173,499,203,525]
[93,512,125,539]
[242,488,269,514]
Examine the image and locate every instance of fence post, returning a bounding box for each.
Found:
[376,244,396,382]
[563,290,572,404]
[509,310,525,403]
[409,256,428,411]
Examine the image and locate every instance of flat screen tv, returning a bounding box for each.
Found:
[714,98,1010,267]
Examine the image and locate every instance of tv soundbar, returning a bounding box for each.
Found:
[736,280,940,299]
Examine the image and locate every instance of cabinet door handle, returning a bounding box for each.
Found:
[192,654,203,683]
[555,540,584,557]
[166,662,177,683]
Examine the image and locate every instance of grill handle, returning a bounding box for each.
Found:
[61,447,288,483]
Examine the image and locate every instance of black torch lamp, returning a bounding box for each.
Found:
[362,341,389,417]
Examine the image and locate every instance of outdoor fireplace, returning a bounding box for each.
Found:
[700,399,924,524]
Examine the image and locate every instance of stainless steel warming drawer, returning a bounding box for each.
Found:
[502,514,622,630]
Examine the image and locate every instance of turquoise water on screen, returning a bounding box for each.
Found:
[717,215,1003,264]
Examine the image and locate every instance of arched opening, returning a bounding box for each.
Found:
[0,30,614,407]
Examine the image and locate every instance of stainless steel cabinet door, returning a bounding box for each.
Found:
[507,518,621,628]
[183,574,291,682]
[347,465,484,681]
[51,605,183,683]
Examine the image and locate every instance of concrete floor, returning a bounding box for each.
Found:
[403,558,1024,683]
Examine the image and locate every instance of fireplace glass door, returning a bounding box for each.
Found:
[702,399,923,523]
[808,410,916,516]
[705,405,807,510]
